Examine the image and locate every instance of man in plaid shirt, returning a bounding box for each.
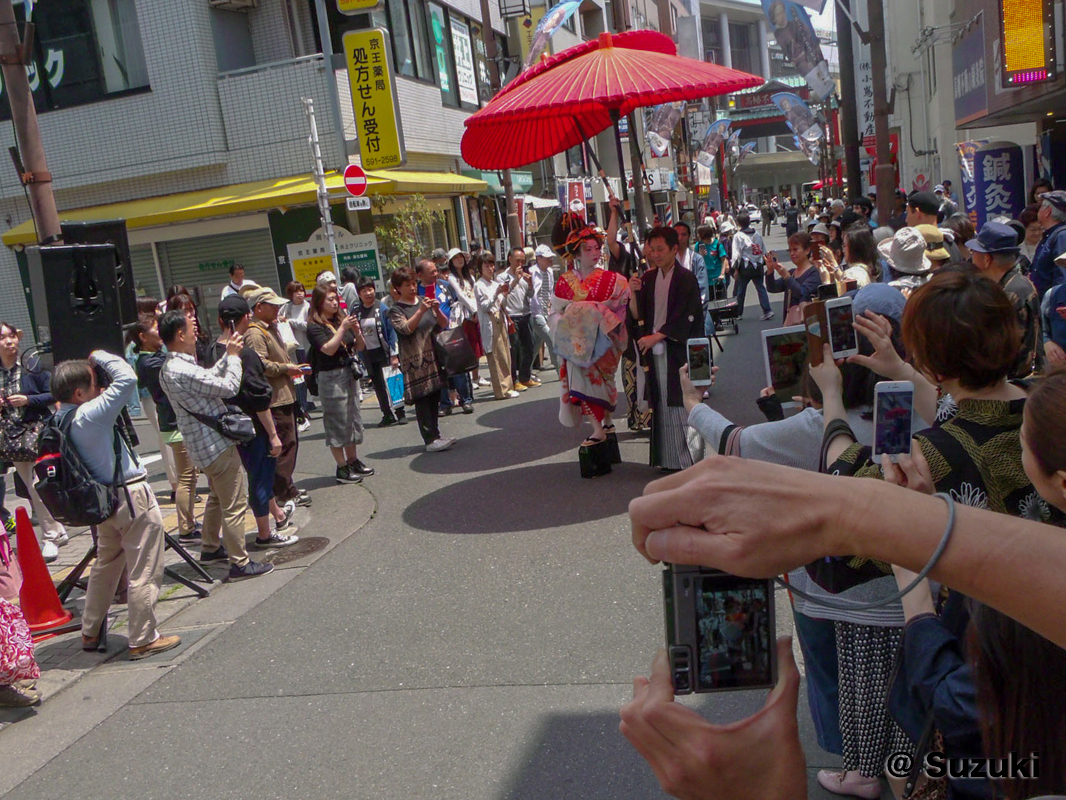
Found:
[158,309,273,581]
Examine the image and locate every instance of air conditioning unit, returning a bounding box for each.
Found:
[209,0,259,10]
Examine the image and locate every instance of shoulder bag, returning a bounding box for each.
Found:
[175,399,256,444]
[434,327,478,376]
[0,412,46,464]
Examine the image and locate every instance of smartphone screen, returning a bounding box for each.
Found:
[827,302,858,355]
[687,340,712,382]
[874,387,914,457]
[762,327,809,405]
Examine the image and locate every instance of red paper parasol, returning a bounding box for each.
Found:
[461,30,763,170]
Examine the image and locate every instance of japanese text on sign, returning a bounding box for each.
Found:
[343,29,406,169]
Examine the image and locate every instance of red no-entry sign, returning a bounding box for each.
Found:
[344,164,368,197]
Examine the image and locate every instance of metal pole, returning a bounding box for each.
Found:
[478,0,522,250]
[867,0,894,225]
[836,0,863,198]
[312,0,351,166]
[303,97,340,275]
[0,1,59,243]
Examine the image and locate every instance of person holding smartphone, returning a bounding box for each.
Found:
[809,269,1032,798]
[765,232,822,325]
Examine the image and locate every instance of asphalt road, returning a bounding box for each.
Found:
[0,226,894,799]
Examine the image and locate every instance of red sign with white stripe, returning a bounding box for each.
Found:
[344,164,368,197]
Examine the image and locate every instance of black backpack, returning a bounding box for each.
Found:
[33,410,127,527]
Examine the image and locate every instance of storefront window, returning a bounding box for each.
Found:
[428,3,457,107]
[383,0,432,80]
[0,0,150,119]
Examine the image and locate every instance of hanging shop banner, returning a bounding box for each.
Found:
[952,16,988,127]
[566,180,587,221]
[762,0,834,100]
[450,17,479,106]
[646,102,683,158]
[287,227,382,290]
[956,140,985,224]
[344,29,406,169]
[523,1,580,70]
[772,92,822,142]
[973,141,1025,229]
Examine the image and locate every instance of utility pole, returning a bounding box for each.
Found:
[0,1,60,243]
[836,0,862,198]
[477,0,522,250]
[627,112,649,230]
[303,98,340,274]
[867,0,894,225]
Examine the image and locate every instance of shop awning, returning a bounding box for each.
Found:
[461,170,535,196]
[2,169,488,246]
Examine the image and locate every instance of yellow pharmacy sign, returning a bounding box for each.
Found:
[337,0,380,14]
[344,29,406,170]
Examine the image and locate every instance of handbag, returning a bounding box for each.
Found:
[435,327,478,376]
[0,415,44,463]
[176,400,256,444]
[347,352,367,381]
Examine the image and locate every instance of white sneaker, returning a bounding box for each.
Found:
[505,390,520,398]
[283,499,296,517]
[298,419,312,433]
[41,540,59,563]
[46,532,69,547]
[425,437,456,453]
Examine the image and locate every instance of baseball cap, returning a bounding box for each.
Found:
[934,184,945,193]
[907,191,940,216]
[966,221,1020,254]
[247,287,287,307]
[534,244,555,259]
[218,294,250,322]
[914,224,951,261]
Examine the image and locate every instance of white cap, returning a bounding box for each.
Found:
[534,244,554,259]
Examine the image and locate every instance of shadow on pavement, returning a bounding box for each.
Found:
[402,462,649,534]
[405,426,578,474]
[496,710,664,800]
[475,396,562,430]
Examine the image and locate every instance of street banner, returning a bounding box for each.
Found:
[523,1,580,70]
[697,118,731,167]
[761,0,834,100]
[344,29,406,169]
[772,92,821,142]
[646,102,683,157]
[738,142,757,164]
[795,136,820,166]
[973,141,1025,229]
[566,180,587,221]
[727,129,741,158]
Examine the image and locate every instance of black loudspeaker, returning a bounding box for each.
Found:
[26,244,127,364]
[60,219,137,327]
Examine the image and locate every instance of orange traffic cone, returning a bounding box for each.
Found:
[15,507,77,636]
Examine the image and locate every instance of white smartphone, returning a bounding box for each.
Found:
[761,326,809,407]
[872,380,915,462]
[686,338,713,386]
[825,296,859,359]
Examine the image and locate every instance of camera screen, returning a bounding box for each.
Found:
[693,574,773,690]
[874,390,913,456]
[688,341,712,382]
[827,303,857,354]
[763,329,809,404]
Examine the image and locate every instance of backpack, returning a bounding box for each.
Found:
[33,411,126,527]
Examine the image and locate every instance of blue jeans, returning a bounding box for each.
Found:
[733,273,772,315]
[792,609,843,755]
[238,432,276,518]
[440,372,473,409]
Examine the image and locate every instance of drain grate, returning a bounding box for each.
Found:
[260,536,330,566]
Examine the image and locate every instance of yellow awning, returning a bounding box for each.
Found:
[1,169,488,246]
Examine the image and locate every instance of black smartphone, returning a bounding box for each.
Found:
[663,565,777,694]
[817,282,838,301]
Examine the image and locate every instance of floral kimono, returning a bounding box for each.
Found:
[550,267,629,425]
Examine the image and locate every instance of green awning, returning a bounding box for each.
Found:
[462,169,534,196]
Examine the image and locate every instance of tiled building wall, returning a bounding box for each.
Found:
[249,0,297,64]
